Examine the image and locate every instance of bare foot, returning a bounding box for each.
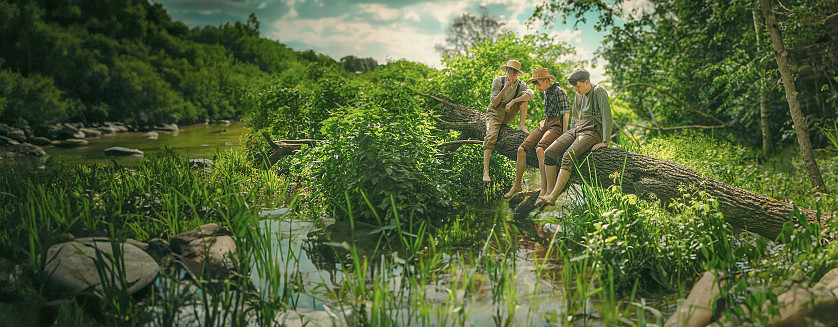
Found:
[482,173,492,183]
[503,185,522,198]
[535,195,556,206]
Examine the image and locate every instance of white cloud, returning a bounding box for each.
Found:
[420,1,471,25]
[282,0,299,18]
[550,29,583,43]
[268,14,445,67]
[405,11,420,22]
[358,3,402,21]
[257,1,267,9]
[622,0,653,19]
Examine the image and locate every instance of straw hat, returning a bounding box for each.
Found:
[500,60,523,75]
[527,68,557,83]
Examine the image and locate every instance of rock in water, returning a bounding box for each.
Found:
[104,146,143,156]
[44,238,160,297]
[56,139,88,147]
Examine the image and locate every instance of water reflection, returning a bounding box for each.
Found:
[254,206,600,326]
[43,123,248,164]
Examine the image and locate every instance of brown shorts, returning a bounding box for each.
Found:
[483,101,525,150]
[520,115,563,152]
[543,117,602,171]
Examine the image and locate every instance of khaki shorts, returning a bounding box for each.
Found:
[483,101,523,150]
[520,115,563,152]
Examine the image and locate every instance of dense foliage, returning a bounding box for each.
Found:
[0,0,336,134]
[533,0,837,149]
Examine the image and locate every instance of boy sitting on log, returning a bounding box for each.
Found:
[503,68,571,198]
[483,60,535,182]
[536,68,613,206]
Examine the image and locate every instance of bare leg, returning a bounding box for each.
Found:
[544,164,557,196]
[536,169,570,206]
[483,148,492,182]
[536,147,547,196]
[504,147,527,197]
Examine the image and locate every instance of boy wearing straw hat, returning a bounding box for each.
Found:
[536,68,613,206]
[483,59,535,182]
[503,68,571,198]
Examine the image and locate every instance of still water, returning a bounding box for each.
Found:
[43,123,248,164]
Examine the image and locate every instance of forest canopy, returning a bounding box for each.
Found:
[0,0,336,134]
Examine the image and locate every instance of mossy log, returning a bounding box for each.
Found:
[422,94,833,241]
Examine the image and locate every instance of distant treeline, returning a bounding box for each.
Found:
[0,0,379,135]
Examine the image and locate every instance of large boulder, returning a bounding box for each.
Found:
[171,224,237,280]
[104,146,143,156]
[44,238,160,297]
[0,124,26,142]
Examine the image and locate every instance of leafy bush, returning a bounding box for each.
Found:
[305,101,450,223]
[554,184,734,293]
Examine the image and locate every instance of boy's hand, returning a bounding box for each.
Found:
[591,142,608,151]
[517,124,529,134]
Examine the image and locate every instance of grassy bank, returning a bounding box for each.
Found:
[1,130,837,325]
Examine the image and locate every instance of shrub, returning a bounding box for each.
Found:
[305,101,450,224]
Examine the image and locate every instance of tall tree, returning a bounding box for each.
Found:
[752,9,773,157]
[435,7,507,58]
[759,0,826,193]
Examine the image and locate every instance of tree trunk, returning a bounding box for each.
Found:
[759,0,827,193]
[753,9,773,157]
[422,94,832,241]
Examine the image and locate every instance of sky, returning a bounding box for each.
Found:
[153,0,649,84]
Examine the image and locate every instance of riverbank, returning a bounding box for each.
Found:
[1,121,248,165]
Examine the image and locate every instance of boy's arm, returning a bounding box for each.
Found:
[562,112,570,134]
[489,77,511,109]
[517,101,528,133]
[598,88,613,146]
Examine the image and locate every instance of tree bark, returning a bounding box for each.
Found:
[759,0,827,193]
[423,94,833,241]
[753,9,774,157]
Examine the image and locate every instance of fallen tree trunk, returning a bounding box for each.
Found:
[422,94,833,241]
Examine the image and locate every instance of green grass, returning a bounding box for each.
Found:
[3,131,838,326]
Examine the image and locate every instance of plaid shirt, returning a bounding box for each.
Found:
[544,83,571,117]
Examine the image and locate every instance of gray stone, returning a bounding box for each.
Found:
[171,224,236,280]
[0,135,19,147]
[104,146,143,156]
[177,235,237,280]
[0,124,26,142]
[79,128,102,137]
[98,126,117,134]
[44,238,160,297]
[56,139,89,147]
[146,131,158,139]
[28,137,51,146]
[9,143,46,157]
[170,223,230,253]
[189,158,214,169]
[155,123,179,132]
[59,124,84,139]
